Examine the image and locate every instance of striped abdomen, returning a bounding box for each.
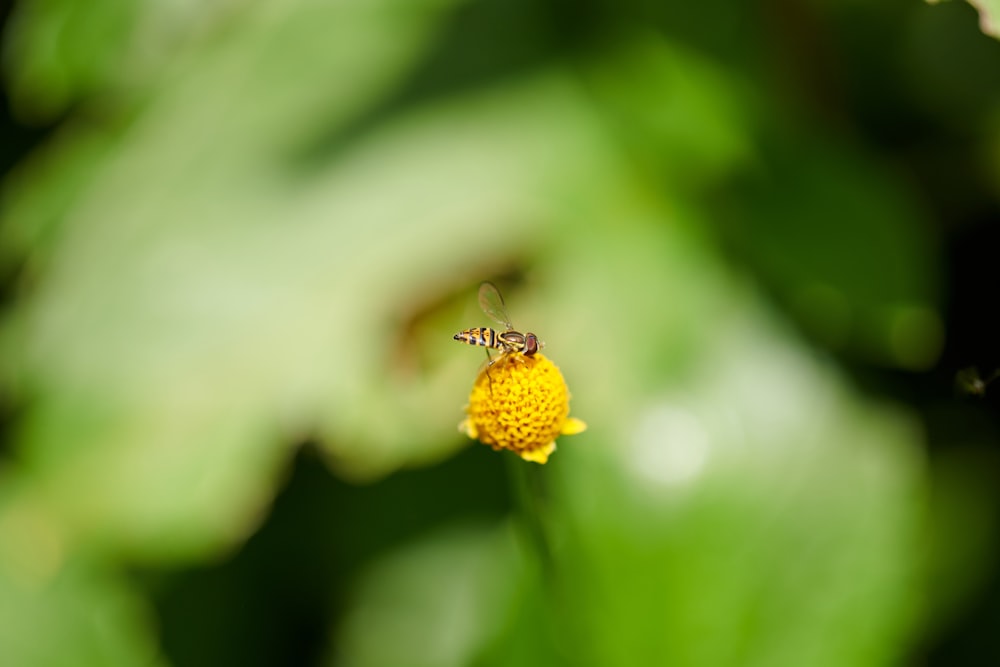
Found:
[454,327,502,350]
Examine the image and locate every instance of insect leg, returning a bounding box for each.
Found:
[484,348,494,394]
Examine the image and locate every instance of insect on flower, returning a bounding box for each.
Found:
[453,281,586,464]
[453,281,541,367]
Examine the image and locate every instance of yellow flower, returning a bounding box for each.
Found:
[459,352,586,464]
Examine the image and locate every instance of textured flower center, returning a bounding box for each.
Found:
[459,352,586,464]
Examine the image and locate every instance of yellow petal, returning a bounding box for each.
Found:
[458,417,478,438]
[561,417,588,435]
[519,441,556,464]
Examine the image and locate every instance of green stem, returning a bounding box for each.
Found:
[506,455,554,578]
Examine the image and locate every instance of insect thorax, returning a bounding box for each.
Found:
[498,330,540,355]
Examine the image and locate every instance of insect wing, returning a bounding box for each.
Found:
[478,281,514,330]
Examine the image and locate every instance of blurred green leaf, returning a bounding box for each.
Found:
[950,0,1000,38]
[0,493,165,667]
[717,131,943,369]
[543,217,925,667]
[327,522,528,667]
[2,0,138,121]
[5,0,557,564]
[580,32,753,191]
[923,443,1000,635]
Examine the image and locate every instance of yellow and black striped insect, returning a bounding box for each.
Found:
[453,281,540,366]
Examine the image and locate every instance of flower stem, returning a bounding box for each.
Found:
[506,455,554,577]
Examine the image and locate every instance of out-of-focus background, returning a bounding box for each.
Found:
[2,0,1000,665]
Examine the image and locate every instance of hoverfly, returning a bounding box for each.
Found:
[453,281,540,367]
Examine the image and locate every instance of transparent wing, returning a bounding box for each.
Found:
[478,281,513,330]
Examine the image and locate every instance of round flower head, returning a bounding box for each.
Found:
[459,352,586,464]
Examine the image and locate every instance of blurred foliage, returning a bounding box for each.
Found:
[952,0,1000,37]
[2,0,1000,666]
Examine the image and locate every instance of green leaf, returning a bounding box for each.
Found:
[0,499,166,667]
[326,522,527,667]
[954,0,1000,38]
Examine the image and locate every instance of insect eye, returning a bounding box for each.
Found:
[524,334,539,356]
